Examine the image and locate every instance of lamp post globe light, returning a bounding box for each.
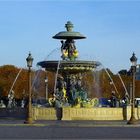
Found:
[25,52,33,124]
[127,52,138,124]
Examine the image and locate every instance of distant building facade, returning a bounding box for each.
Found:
[118,65,140,80]
[136,65,140,80]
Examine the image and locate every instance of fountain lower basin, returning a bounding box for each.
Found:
[32,106,138,121]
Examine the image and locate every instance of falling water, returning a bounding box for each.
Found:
[33,47,60,86]
[93,67,102,98]
[31,65,46,105]
[32,65,42,89]
[103,68,119,95]
[44,47,60,60]
[117,73,129,97]
[8,68,22,95]
[32,47,61,94]
[53,60,61,94]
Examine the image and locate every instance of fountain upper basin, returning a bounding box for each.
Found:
[37,60,101,74]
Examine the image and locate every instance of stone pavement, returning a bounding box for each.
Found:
[0,119,139,127]
[0,119,139,139]
[36,120,140,127]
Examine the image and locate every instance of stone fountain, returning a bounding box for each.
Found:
[38,21,100,108]
[33,21,137,121]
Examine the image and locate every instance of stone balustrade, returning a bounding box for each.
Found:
[32,106,140,121]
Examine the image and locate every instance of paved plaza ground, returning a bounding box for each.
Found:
[0,119,139,139]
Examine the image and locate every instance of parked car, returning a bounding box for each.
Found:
[98,98,110,107]
[135,98,140,107]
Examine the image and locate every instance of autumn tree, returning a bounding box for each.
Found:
[0,64,140,102]
[0,65,29,99]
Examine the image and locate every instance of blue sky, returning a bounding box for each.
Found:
[0,1,140,73]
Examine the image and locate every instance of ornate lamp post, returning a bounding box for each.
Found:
[25,52,33,124]
[127,52,138,124]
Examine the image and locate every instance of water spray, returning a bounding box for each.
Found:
[117,73,129,97]
[104,68,119,96]
[8,68,22,96]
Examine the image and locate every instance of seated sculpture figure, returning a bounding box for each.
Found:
[7,90,16,108]
[54,75,67,107]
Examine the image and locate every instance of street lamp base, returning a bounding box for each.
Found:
[24,117,34,124]
[127,116,139,125]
